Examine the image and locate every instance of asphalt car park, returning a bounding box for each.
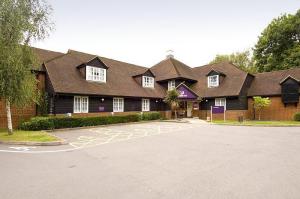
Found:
[1,121,300,199]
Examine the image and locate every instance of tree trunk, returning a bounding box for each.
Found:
[258,111,261,121]
[174,109,177,120]
[5,99,13,135]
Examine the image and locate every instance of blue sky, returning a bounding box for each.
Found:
[34,0,299,67]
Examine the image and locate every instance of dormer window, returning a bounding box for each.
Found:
[208,75,219,87]
[86,66,106,83]
[168,80,176,90]
[142,76,154,88]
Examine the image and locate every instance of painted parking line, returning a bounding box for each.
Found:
[0,122,194,154]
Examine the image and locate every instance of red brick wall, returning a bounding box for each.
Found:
[248,97,300,121]
[196,109,250,121]
[195,97,300,121]
[0,100,36,128]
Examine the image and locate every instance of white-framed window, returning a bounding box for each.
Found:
[215,98,226,110]
[142,99,150,111]
[142,76,154,88]
[113,98,124,112]
[208,75,219,87]
[168,80,176,91]
[86,66,106,83]
[74,96,89,113]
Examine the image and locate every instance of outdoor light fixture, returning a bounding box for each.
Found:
[156,100,158,103]
[101,98,104,102]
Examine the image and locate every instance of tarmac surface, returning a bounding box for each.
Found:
[1,121,300,199]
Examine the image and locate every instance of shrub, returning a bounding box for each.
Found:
[19,117,54,131]
[19,113,146,131]
[141,112,161,120]
[294,112,300,121]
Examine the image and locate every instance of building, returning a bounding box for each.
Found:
[1,47,300,128]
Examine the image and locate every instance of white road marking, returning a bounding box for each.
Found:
[0,123,195,154]
[9,146,36,151]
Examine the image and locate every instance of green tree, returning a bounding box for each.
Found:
[209,50,256,73]
[253,9,300,72]
[164,89,180,119]
[253,96,271,121]
[0,0,53,134]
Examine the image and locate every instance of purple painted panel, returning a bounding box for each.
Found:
[177,85,198,99]
[212,106,224,114]
[99,106,105,112]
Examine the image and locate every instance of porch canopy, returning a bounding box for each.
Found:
[176,83,199,101]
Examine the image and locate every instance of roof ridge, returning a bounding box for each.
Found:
[68,49,148,69]
[169,58,181,77]
[254,67,300,75]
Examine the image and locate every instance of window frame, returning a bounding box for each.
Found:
[208,75,219,87]
[168,80,176,91]
[142,76,154,88]
[86,65,106,83]
[215,98,226,110]
[113,97,124,112]
[142,99,150,112]
[74,96,89,113]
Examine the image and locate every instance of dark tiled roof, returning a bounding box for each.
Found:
[44,50,166,98]
[150,57,197,81]
[31,47,64,66]
[191,62,250,98]
[248,68,300,96]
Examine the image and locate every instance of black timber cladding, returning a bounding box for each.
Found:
[52,95,168,114]
[281,78,299,104]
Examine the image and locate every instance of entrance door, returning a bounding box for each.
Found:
[187,101,193,117]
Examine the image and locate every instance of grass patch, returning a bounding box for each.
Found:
[0,129,59,142]
[212,120,300,126]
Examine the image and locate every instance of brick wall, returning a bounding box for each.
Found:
[248,97,300,121]
[195,97,300,121]
[0,100,36,128]
[196,109,250,121]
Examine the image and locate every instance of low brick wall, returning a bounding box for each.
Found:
[248,97,300,121]
[196,110,250,121]
[0,100,36,128]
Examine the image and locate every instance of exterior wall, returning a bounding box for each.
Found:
[53,95,168,115]
[0,100,36,128]
[196,109,250,121]
[200,96,248,110]
[248,96,300,121]
[0,72,46,128]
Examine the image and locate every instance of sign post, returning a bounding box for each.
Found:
[211,106,226,122]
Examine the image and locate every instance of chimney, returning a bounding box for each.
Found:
[166,50,174,58]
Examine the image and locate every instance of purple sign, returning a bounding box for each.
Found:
[99,106,105,112]
[177,85,198,99]
[212,106,224,114]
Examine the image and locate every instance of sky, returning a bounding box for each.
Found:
[34,0,299,67]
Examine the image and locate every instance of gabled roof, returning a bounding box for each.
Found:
[44,50,166,98]
[279,75,300,85]
[248,68,300,96]
[206,69,226,76]
[132,68,155,78]
[150,57,197,82]
[176,82,199,99]
[191,62,250,98]
[77,56,109,69]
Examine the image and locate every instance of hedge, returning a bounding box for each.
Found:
[19,112,161,131]
[294,112,300,121]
